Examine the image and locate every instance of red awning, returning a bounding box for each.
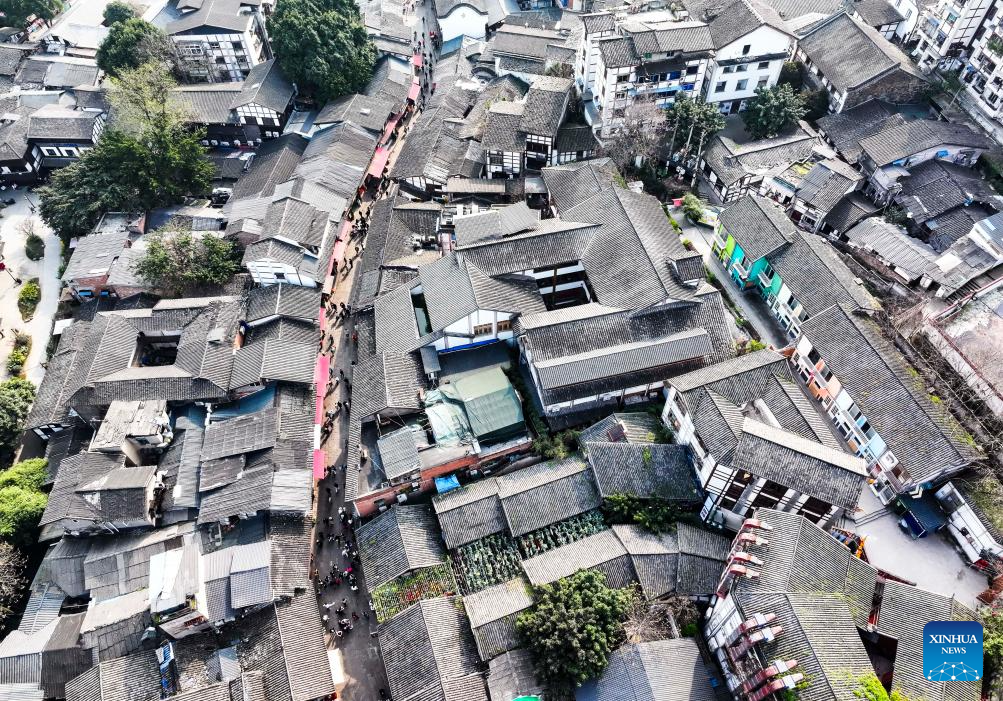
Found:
[367,147,390,179]
[412,52,423,68]
[313,449,326,481]
[379,113,402,145]
[407,79,421,102]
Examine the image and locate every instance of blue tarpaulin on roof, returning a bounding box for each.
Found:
[435,475,460,494]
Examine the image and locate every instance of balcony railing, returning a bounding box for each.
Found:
[732,260,749,280]
[757,271,772,289]
[711,232,726,249]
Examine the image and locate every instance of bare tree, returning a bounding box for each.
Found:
[0,543,27,633]
[601,99,668,175]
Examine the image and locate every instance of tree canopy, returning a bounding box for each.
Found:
[38,63,212,240]
[96,17,171,77]
[601,99,668,174]
[103,0,136,25]
[1,0,64,28]
[132,228,240,295]
[0,378,35,462]
[516,569,635,695]
[741,84,807,140]
[0,458,48,546]
[269,0,376,104]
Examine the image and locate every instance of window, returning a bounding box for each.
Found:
[40,147,59,157]
[723,65,734,74]
[686,65,698,75]
[736,79,748,91]
[669,70,681,79]
[757,77,768,88]
[274,272,286,280]
[758,61,769,70]
[497,319,512,332]
[742,44,751,55]
[715,81,727,92]
[735,64,747,72]
[473,323,493,336]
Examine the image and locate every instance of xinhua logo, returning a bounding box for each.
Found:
[923,621,984,681]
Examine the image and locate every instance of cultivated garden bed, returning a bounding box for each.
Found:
[372,563,456,622]
[453,533,522,595]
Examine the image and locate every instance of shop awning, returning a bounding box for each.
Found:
[412,53,423,68]
[407,79,421,102]
[367,147,390,179]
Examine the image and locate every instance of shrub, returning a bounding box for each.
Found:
[24,233,44,262]
[17,280,40,321]
[0,458,48,492]
[6,349,26,376]
[682,193,704,223]
[603,493,680,533]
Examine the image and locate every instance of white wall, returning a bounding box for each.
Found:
[705,25,792,113]
[439,5,488,42]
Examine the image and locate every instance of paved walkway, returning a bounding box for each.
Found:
[311,2,441,697]
[683,219,791,350]
[849,486,986,609]
[0,190,60,385]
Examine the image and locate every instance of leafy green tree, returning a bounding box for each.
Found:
[132,229,239,294]
[802,88,831,122]
[0,487,47,545]
[516,569,635,695]
[778,61,803,90]
[17,279,40,321]
[665,96,725,165]
[0,458,47,491]
[1,0,64,28]
[269,0,377,103]
[96,18,170,77]
[742,84,807,139]
[0,378,35,461]
[682,193,704,222]
[103,0,136,25]
[38,63,212,240]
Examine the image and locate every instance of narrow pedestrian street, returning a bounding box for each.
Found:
[309,2,441,697]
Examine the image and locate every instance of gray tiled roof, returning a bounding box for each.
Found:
[796,159,861,213]
[816,99,895,164]
[845,217,938,281]
[432,479,506,549]
[246,282,320,324]
[166,0,255,34]
[731,418,866,508]
[172,83,242,124]
[586,638,718,701]
[26,106,100,141]
[800,304,979,483]
[197,463,274,524]
[376,426,422,481]
[703,122,818,186]
[202,408,278,461]
[822,191,878,233]
[719,194,797,261]
[540,157,621,213]
[894,158,1002,224]
[766,227,877,316]
[577,412,661,444]
[378,597,488,701]
[859,119,993,167]
[65,650,160,701]
[521,528,636,587]
[583,442,701,501]
[273,592,337,701]
[496,457,600,537]
[357,505,446,592]
[353,351,427,419]
[315,93,399,133]
[269,514,312,598]
[231,60,294,114]
[726,508,978,701]
[852,0,904,27]
[798,12,924,94]
[463,578,533,661]
[518,76,571,138]
[487,649,544,701]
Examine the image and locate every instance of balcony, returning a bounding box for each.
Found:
[731,260,749,280]
[711,232,726,250]
[757,271,772,289]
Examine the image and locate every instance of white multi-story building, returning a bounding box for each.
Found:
[166,0,274,82]
[687,0,795,114]
[576,8,713,138]
[913,0,995,72]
